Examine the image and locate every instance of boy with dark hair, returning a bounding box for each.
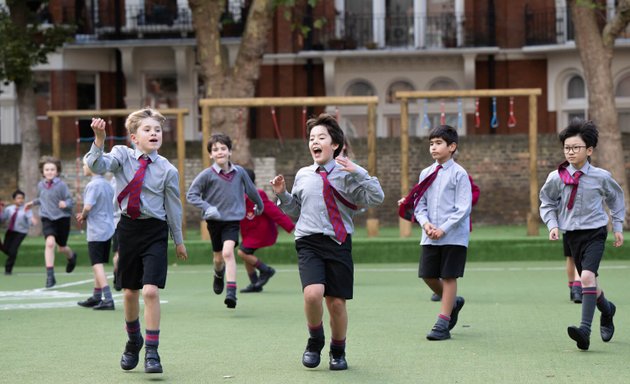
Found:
[75,160,116,310]
[187,133,264,308]
[413,125,472,341]
[87,109,188,374]
[271,113,384,370]
[238,168,294,293]
[25,156,77,288]
[540,118,624,351]
[1,190,35,275]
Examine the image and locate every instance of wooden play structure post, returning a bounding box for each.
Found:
[395,89,542,237]
[198,96,380,238]
[47,108,190,237]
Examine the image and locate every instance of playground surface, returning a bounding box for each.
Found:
[1,260,629,384]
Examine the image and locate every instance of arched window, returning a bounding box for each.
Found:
[567,75,585,99]
[386,80,414,103]
[429,77,458,91]
[345,80,376,96]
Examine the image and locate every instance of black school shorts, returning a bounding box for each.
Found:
[117,216,169,289]
[296,234,353,299]
[419,245,467,279]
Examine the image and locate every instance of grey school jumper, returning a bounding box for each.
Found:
[187,163,263,221]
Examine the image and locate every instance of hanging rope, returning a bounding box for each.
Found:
[507,97,517,128]
[490,97,499,129]
[301,106,307,142]
[457,98,463,130]
[474,98,480,129]
[439,99,446,125]
[270,106,285,145]
[422,99,431,131]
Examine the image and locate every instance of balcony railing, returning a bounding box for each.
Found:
[306,12,493,50]
[75,3,247,40]
[524,6,630,46]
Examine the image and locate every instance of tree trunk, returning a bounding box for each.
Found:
[189,0,275,167]
[16,81,41,207]
[571,1,630,225]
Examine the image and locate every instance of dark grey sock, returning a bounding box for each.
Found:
[596,291,611,315]
[102,286,112,301]
[436,315,449,330]
[248,272,258,285]
[580,287,598,334]
[93,288,102,300]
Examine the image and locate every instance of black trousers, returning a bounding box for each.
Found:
[3,230,27,273]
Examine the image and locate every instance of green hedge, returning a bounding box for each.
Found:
[8,237,628,268]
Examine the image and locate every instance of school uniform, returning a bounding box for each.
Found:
[84,175,115,265]
[276,159,384,299]
[540,160,624,349]
[85,144,183,290]
[1,204,32,273]
[416,159,472,279]
[32,177,74,246]
[540,161,624,275]
[239,189,294,254]
[187,162,264,252]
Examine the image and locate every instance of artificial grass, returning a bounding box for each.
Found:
[2,261,630,383]
[8,225,628,268]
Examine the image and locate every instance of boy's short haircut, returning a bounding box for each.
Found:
[207,133,232,153]
[125,107,166,134]
[244,168,256,184]
[39,156,62,174]
[559,118,598,149]
[306,113,345,158]
[12,189,25,199]
[429,125,458,145]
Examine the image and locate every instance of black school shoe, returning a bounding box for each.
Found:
[240,284,262,293]
[600,301,616,342]
[449,296,465,330]
[254,267,276,289]
[78,296,101,308]
[213,269,225,294]
[426,325,451,341]
[45,274,56,288]
[121,336,144,370]
[144,347,163,374]
[302,336,325,368]
[567,326,590,350]
[224,292,237,309]
[66,252,77,273]
[93,299,115,310]
[329,352,348,371]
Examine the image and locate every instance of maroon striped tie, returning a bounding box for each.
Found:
[319,168,348,243]
[118,156,151,219]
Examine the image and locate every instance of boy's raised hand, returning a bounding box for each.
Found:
[91,118,107,147]
[335,156,357,173]
[270,175,286,194]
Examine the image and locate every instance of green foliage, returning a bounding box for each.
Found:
[273,0,326,36]
[0,3,74,85]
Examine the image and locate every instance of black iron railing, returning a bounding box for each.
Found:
[307,12,494,50]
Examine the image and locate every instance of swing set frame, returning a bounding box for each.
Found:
[395,88,543,237]
[198,96,380,237]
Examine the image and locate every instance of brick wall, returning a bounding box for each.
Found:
[1,134,627,228]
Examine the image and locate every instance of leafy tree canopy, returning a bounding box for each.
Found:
[0,0,73,85]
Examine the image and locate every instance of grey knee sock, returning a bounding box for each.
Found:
[580,287,597,334]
